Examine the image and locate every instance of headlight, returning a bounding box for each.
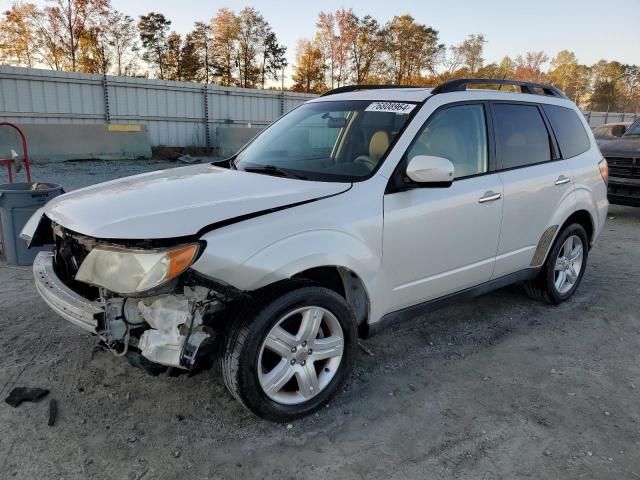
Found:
[75,243,199,294]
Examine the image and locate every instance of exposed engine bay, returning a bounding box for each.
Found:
[50,222,239,370]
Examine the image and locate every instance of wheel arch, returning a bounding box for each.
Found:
[560,209,595,246]
[532,209,595,269]
[292,266,371,333]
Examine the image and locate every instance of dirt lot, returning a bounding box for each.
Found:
[1,161,639,479]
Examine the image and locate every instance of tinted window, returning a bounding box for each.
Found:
[493,104,551,169]
[625,119,640,136]
[543,105,590,158]
[407,104,488,178]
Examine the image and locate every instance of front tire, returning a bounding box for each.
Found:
[524,223,589,304]
[220,284,357,421]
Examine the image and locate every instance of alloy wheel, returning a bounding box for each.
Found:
[554,234,584,294]
[257,306,344,405]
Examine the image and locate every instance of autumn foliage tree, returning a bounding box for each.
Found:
[46,0,110,71]
[0,3,638,110]
[291,39,324,93]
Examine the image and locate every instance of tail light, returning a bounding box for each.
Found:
[599,159,608,185]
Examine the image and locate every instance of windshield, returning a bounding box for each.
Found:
[623,119,640,136]
[234,100,418,182]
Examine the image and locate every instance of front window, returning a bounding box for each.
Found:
[623,119,640,136]
[234,100,417,182]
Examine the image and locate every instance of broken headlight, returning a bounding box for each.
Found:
[75,243,199,294]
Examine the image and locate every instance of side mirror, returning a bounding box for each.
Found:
[406,155,455,186]
[611,125,626,137]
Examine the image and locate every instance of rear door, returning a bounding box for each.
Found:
[491,102,575,277]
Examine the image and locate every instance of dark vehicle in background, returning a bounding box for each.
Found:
[600,119,640,206]
[593,121,632,146]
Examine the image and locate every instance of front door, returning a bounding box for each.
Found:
[383,103,503,312]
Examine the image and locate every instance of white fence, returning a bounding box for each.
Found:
[0,66,315,148]
[582,111,639,128]
[1,65,637,149]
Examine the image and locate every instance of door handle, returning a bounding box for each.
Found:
[554,175,571,185]
[478,191,502,203]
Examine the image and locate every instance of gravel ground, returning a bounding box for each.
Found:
[1,161,639,479]
[27,159,181,191]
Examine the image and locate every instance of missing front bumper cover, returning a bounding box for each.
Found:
[34,251,219,370]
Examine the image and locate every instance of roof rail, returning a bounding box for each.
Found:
[431,78,568,99]
[320,84,415,97]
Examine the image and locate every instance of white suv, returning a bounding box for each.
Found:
[22,79,609,421]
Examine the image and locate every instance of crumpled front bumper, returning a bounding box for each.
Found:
[33,251,104,334]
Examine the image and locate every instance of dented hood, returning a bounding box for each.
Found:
[44,164,350,239]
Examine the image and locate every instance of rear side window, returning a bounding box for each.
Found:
[543,105,590,158]
[492,104,551,169]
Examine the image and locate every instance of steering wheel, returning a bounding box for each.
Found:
[354,155,377,170]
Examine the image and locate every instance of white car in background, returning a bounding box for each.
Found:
[22,78,609,421]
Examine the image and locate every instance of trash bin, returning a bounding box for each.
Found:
[0,182,64,266]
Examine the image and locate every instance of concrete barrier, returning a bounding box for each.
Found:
[216,126,264,157]
[0,123,152,163]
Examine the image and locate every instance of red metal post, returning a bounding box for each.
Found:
[0,122,31,183]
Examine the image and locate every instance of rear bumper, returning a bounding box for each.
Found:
[33,251,104,334]
[608,177,640,207]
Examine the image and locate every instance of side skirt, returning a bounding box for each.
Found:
[367,268,541,337]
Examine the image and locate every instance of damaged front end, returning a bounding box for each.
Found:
[101,284,224,369]
[34,220,240,370]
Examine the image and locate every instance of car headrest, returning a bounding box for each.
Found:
[369,131,390,160]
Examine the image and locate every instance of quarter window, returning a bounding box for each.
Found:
[407,104,488,178]
[542,105,590,158]
[492,104,551,169]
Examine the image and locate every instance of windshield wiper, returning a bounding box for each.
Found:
[243,165,308,180]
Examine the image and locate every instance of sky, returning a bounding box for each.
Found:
[12,0,640,81]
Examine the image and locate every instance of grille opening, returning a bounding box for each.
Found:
[53,228,100,300]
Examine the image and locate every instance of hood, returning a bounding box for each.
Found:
[600,137,640,157]
[44,164,350,239]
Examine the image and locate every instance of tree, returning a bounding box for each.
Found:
[76,24,106,73]
[138,12,171,79]
[349,15,384,84]
[382,15,444,85]
[236,7,268,88]
[514,51,549,82]
[104,11,138,76]
[452,33,486,75]
[165,31,182,80]
[190,21,213,83]
[46,0,110,71]
[590,60,625,111]
[315,11,337,88]
[334,8,357,86]
[547,51,591,103]
[497,56,515,79]
[260,30,287,89]
[620,64,640,112]
[548,50,578,89]
[211,8,239,86]
[32,5,68,70]
[291,38,324,93]
[180,33,200,82]
[0,2,40,67]
[442,44,464,78]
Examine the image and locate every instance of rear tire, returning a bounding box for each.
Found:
[220,283,357,422]
[524,223,589,305]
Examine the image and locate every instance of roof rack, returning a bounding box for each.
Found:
[431,78,568,99]
[320,84,416,97]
